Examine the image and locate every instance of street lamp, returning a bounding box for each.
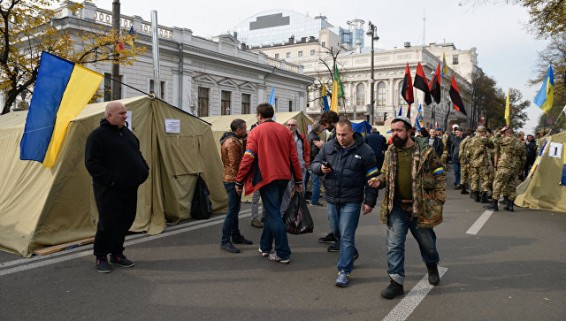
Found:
[111,0,121,100]
[366,21,379,125]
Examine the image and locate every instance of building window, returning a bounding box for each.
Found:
[275,53,280,59]
[104,73,122,101]
[298,51,303,57]
[241,93,251,114]
[356,83,365,106]
[221,90,231,115]
[288,100,293,112]
[274,97,278,110]
[198,87,209,117]
[321,41,326,48]
[377,82,387,106]
[453,55,459,65]
[286,52,291,59]
[310,49,315,56]
[149,79,165,98]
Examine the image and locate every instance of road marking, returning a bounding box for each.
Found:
[0,210,251,277]
[382,266,448,321]
[466,210,494,235]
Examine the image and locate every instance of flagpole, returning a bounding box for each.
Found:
[111,0,121,100]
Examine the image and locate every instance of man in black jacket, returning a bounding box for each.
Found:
[85,101,149,273]
[312,119,378,287]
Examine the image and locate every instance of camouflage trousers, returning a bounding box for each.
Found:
[492,167,517,200]
[460,163,470,186]
[470,166,492,192]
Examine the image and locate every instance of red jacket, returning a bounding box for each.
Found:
[236,120,303,195]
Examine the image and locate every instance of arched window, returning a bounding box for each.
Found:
[356,83,365,106]
[377,82,387,106]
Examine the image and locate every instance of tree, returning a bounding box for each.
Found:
[532,32,566,132]
[507,88,530,129]
[466,0,566,38]
[0,0,143,115]
[471,68,505,128]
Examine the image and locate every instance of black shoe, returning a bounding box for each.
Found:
[327,242,340,252]
[381,280,404,299]
[483,199,499,211]
[110,254,135,267]
[455,184,462,190]
[309,201,323,207]
[318,232,338,244]
[426,264,440,286]
[96,257,113,273]
[221,242,240,253]
[461,185,469,194]
[480,191,490,203]
[503,198,514,212]
[353,252,359,261]
[232,235,253,245]
[472,191,481,202]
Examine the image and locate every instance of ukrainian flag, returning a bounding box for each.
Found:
[20,52,103,167]
[534,65,554,113]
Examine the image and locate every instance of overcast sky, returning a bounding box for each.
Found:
[95,0,550,133]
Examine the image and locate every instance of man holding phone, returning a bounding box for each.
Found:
[312,119,378,287]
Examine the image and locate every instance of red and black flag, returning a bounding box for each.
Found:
[449,75,467,115]
[413,62,432,105]
[401,63,414,117]
[429,63,441,104]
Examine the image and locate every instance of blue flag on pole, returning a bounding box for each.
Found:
[268,87,275,105]
[398,106,403,116]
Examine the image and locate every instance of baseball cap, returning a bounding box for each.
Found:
[391,116,412,129]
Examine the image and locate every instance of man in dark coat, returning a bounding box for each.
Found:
[85,101,149,273]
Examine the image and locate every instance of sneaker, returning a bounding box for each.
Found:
[381,280,404,299]
[327,242,340,252]
[267,252,290,264]
[232,235,253,245]
[335,270,350,287]
[220,242,240,254]
[109,254,135,267]
[309,201,323,207]
[96,257,113,273]
[251,219,263,228]
[258,248,270,257]
[426,264,440,286]
[318,232,338,244]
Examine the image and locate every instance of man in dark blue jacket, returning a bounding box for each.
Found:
[365,128,387,171]
[312,119,378,287]
[85,101,149,273]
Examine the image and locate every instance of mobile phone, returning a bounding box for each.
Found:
[322,161,332,170]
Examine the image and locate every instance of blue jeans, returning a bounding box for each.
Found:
[310,170,321,204]
[327,202,362,274]
[453,162,461,186]
[221,182,242,245]
[259,180,291,260]
[386,204,439,284]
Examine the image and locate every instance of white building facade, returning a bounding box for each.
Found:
[36,2,314,116]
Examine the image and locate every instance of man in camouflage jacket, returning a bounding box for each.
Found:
[369,116,446,300]
[468,126,494,203]
[485,127,526,211]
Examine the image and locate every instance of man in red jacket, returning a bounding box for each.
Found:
[236,103,303,264]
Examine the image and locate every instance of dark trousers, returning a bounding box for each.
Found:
[93,184,138,258]
[221,182,242,245]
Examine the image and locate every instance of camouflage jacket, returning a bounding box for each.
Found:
[459,136,471,164]
[495,136,526,173]
[468,136,494,168]
[376,137,446,228]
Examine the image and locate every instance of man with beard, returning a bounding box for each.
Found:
[369,116,446,299]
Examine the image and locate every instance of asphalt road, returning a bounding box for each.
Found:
[1,170,565,321]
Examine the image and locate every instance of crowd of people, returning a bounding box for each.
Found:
[85,100,542,300]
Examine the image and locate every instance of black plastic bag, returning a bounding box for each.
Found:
[283,192,314,234]
[191,175,213,220]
